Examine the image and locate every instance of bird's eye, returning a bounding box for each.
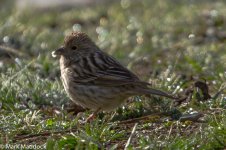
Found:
[71,46,77,50]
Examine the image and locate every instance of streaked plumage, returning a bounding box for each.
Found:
[52,32,175,120]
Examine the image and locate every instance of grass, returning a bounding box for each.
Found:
[0,0,225,149]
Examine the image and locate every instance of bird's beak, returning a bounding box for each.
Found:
[52,46,65,58]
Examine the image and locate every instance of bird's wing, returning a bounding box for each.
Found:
[93,66,149,86]
[71,51,149,87]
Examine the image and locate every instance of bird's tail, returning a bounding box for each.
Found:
[136,87,176,99]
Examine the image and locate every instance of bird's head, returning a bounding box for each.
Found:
[52,32,96,58]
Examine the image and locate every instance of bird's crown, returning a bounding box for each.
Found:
[64,31,90,46]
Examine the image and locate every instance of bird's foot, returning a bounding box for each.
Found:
[85,113,96,122]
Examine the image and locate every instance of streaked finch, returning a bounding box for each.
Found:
[52,32,175,121]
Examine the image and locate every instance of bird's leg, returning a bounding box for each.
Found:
[85,108,101,123]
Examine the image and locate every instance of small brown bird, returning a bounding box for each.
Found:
[52,31,175,122]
